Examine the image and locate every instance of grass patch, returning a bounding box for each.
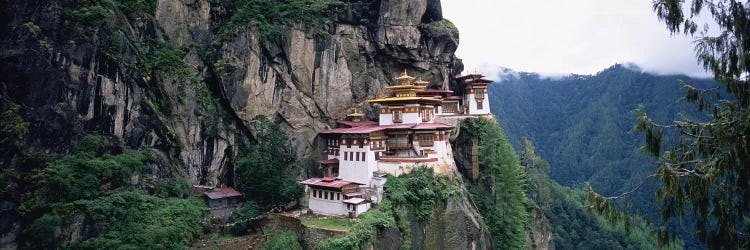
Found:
[259,231,302,250]
[300,216,352,231]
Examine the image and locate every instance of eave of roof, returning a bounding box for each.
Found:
[337,120,378,128]
[319,159,339,165]
[342,197,369,205]
[204,187,243,199]
[301,178,362,189]
[367,97,442,104]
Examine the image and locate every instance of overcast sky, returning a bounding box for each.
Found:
[441,0,712,78]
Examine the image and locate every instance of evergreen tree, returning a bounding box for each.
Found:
[460,118,529,249]
[235,115,303,208]
[590,1,750,248]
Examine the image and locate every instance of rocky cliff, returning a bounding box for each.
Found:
[0,0,471,247]
[0,0,461,185]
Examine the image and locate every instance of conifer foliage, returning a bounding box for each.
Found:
[235,116,303,208]
[459,118,529,249]
[589,1,750,248]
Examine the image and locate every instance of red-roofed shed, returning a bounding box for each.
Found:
[203,187,244,220]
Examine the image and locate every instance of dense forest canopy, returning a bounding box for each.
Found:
[489,65,717,249]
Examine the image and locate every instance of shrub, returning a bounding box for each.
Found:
[259,231,302,250]
[235,116,303,207]
[232,201,261,234]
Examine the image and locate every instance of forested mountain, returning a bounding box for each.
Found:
[489,64,718,249]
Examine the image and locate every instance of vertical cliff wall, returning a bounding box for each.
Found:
[0,0,462,184]
[0,0,463,247]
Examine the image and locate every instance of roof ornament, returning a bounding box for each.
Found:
[347,108,365,122]
[414,77,430,86]
[395,69,416,85]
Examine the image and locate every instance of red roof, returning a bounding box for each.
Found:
[319,122,454,134]
[337,120,378,128]
[412,123,454,130]
[382,124,418,129]
[319,126,387,134]
[301,177,362,189]
[456,73,485,79]
[204,187,243,200]
[319,159,339,165]
[465,78,493,84]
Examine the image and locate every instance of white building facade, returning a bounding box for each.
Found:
[301,71,494,217]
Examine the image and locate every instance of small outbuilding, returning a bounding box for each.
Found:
[204,187,243,220]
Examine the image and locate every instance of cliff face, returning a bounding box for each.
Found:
[0,0,467,247]
[0,0,461,183]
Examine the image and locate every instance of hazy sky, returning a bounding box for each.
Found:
[441,0,711,78]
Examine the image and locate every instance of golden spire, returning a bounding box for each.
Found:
[414,77,430,86]
[347,108,364,122]
[395,69,415,85]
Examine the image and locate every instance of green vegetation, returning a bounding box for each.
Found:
[0,101,29,145]
[218,0,343,45]
[19,135,205,249]
[259,231,303,250]
[521,139,682,250]
[489,65,715,249]
[300,216,352,231]
[383,166,460,221]
[419,19,459,44]
[136,41,196,83]
[235,115,303,208]
[458,118,529,249]
[317,210,396,250]
[317,168,456,250]
[63,0,219,126]
[231,201,261,234]
[21,22,41,37]
[590,1,750,249]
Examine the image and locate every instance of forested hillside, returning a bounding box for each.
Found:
[489,64,717,249]
[454,118,676,250]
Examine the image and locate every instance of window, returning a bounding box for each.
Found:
[356,152,360,161]
[350,152,354,161]
[337,193,340,200]
[313,190,318,198]
[421,108,431,122]
[419,134,434,147]
[324,191,328,200]
[475,88,484,96]
[387,136,409,149]
[444,103,457,113]
[477,100,483,110]
[344,152,348,160]
[392,109,403,123]
[362,152,366,161]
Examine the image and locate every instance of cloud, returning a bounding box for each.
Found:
[441,0,712,78]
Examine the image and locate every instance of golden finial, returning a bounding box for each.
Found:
[395,69,416,83]
[347,107,364,122]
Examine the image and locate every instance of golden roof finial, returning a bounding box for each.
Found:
[414,77,429,86]
[347,107,364,117]
[395,69,416,83]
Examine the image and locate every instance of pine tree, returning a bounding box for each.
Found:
[589,1,750,248]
